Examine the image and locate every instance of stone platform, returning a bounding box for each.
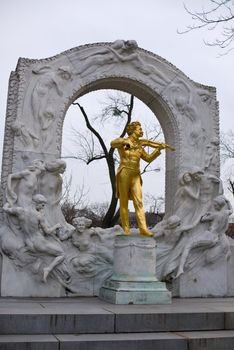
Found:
[1,297,234,349]
[99,235,171,304]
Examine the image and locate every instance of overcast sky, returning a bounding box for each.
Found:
[1,0,234,207]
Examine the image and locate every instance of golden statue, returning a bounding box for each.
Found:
[111,121,174,236]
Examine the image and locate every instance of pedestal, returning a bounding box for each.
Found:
[99,234,171,304]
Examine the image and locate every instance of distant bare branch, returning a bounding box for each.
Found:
[179,0,234,53]
[61,175,89,224]
[144,193,165,213]
[220,130,234,161]
[95,91,134,125]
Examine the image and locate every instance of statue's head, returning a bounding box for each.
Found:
[32,194,47,210]
[125,40,138,49]
[11,120,22,135]
[126,121,143,137]
[27,159,45,172]
[45,159,66,174]
[57,66,72,80]
[180,172,192,185]
[211,138,219,146]
[190,167,204,181]
[167,215,181,229]
[72,216,92,232]
[42,108,55,124]
[213,195,226,210]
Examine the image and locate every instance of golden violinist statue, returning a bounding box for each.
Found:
[111,121,174,236]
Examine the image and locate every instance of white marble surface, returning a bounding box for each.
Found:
[0,40,232,298]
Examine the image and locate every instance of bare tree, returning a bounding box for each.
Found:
[144,193,165,214]
[180,0,234,54]
[221,130,234,160]
[61,179,111,225]
[63,93,134,228]
[220,130,234,197]
[61,175,88,224]
[63,92,162,228]
[140,120,162,175]
[77,202,111,227]
[228,178,234,196]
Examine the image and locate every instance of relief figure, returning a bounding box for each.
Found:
[3,194,64,283]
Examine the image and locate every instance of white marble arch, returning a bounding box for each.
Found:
[0,40,218,219]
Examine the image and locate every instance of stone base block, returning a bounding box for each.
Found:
[1,255,65,297]
[227,243,234,296]
[99,279,171,304]
[172,256,227,298]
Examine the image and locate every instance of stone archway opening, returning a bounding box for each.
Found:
[62,88,166,226]
[61,77,179,215]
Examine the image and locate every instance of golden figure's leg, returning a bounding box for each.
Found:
[118,169,131,234]
[131,175,153,236]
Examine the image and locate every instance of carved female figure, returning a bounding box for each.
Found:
[76,40,167,86]
[11,120,39,148]
[72,216,96,251]
[39,159,74,239]
[6,160,45,207]
[31,65,72,147]
[31,66,72,118]
[71,217,117,276]
[204,138,219,175]
[174,171,202,227]
[175,195,232,278]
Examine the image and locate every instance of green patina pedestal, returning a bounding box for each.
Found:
[99,234,171,304]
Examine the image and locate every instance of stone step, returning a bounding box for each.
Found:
[1,331,234,350]
[0,309,234,335]
[1,297,234,335]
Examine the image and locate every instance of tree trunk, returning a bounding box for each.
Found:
[101,193,118,228]
[101,157,118,228]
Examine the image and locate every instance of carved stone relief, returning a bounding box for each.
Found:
[153,171,232,284]
[1,159,120,295]
[1,40,228,297]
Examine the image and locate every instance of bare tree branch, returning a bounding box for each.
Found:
[227,178,234,196]
[220,130,234,161]
[144,193,165,213]
[220,130,234,197]
[96,92,134,124]
[61,175,89,224]
[179,0,234,54]
[107,94,134,165]
[73,102,109,158]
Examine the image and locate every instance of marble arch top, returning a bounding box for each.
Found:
[1,39,219,216]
